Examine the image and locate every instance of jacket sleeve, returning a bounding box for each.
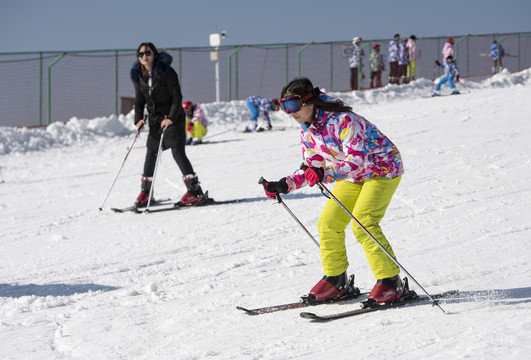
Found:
[134,84,146,125]
[165,69,185,123]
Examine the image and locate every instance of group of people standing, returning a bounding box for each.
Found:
[349,35,508,93]
[349,34,420,90]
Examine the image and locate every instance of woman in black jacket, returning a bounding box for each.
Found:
[130,42,204,206]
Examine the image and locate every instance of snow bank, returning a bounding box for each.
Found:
[1,68,529,155]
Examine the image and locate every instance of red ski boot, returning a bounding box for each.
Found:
[307,272,349,303]
[367,275,404,304]
[135,177,153,207]
[180,174,205,205]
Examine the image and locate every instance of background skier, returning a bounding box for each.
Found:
[131,42,205,207]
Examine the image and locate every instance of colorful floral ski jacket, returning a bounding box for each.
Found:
[490,42,505,60]
[284,94,404,192]
[247,96,274,113]
[349,44,364,68]
[442,42,455,63]
[398,41,409,65]
[406,38,420,61]
[388,39,399,62]
[186,104,208,128]
[370,50,385,72]
[438,61,459,79]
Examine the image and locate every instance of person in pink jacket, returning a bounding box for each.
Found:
[442,38,455,64]
[406,35,420,80]
[261,77,405,305]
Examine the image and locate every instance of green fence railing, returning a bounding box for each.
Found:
[1,32,530,127]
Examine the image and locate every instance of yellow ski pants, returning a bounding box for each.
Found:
[186,119,207,139]
[317,176,401,279]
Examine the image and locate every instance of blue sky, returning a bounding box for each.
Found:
[2,0,530,53]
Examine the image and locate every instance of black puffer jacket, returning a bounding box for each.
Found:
[130,52,185,150]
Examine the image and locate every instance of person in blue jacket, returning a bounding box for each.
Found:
[387,34,400,84]
[490,40,505,73]
[432,55,460,96]
[244,96,280,132]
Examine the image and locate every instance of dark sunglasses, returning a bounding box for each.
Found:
[137,51,152,58]
[279,87,320,114]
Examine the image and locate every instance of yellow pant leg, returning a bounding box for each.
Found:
[190,122,207,139]
[317,176,401,279]
[351,176,401,279]
[409,61,416,79]
[317,180,363,276]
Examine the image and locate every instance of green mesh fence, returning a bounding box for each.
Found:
[1,32,529,127]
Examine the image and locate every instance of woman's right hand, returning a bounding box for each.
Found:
[136,118,146,130]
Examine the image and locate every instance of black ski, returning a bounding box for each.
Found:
[136,196,247,214]
[423,92,461,98]
[237,291,367,315]
[300,290,458,321]
[110,198,172,213]
[237,275,363,315]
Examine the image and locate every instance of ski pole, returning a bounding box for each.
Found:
[316,181,447,313]
[259,177,320,248]
[145,128,165,212]
[431,64,437,93]
[99,122,143,210]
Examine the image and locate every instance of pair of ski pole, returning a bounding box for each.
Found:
[260,177,446,313]
[99,116,165,212]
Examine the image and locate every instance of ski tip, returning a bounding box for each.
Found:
[300,312,328,321]
[236,306,259,315]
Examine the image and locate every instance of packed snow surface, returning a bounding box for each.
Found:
[1,70,531,359]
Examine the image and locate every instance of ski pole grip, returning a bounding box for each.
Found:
[259,176,282,203]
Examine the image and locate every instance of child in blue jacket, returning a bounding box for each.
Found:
[433,55,460,96]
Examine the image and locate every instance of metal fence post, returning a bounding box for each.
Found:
[497,34,510,73]
[329,43,333,91]
[357,42,370,90]
[114,50,118,115]
[47,53,66,125]
[39,52,43,126]
[409,38,424,82]
[228,45,243,101]
[455,35,468,75]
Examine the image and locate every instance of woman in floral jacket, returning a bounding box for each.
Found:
[262,77,404,304]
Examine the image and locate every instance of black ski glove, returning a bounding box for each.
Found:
[259,177,288,199]
[435,60,441,66]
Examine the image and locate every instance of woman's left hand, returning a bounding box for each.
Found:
[161,116,173,131]
[303,166,324,187]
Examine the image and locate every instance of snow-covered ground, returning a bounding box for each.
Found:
[1,70,530,359]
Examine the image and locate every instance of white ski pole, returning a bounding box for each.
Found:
[145,129,165,212]
[99,124,143,210]
[317,181,446,313]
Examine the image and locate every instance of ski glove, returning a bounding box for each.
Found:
[435,60,441,66]
[260,177,288,199]
[456,75,460,82]
[300,163,324,187]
